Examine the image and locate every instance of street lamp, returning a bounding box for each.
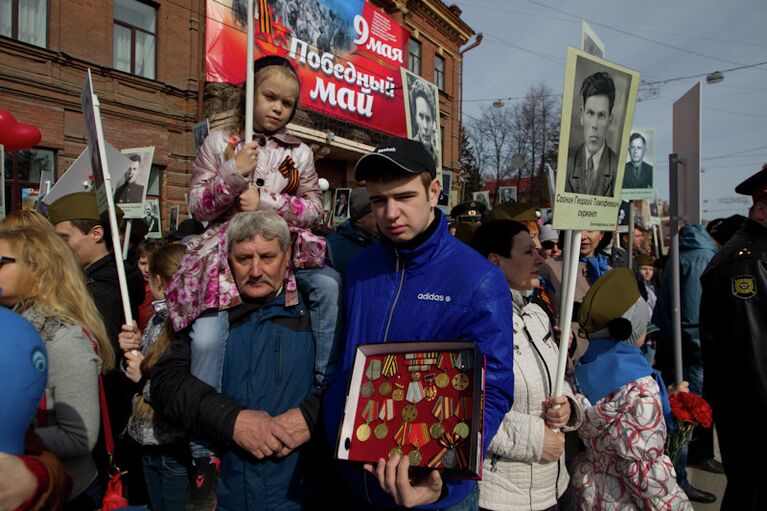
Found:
[706,71,724,84]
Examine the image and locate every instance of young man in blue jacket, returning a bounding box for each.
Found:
[324,137,515,509]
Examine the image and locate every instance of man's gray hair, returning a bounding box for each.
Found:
[226,211,291,253]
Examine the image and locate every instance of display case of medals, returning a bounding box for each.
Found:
[336,341,485,479]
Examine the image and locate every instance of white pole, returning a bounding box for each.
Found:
[245,0,255,145]
[89,82,132,325]
[122,219,132,261]
[552,230,582,398]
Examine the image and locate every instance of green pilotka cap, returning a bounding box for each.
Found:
[578,268,650,343]
[47,192,124,225]
[487,202,537,222]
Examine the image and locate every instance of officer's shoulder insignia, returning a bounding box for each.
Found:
[732,275,757,299]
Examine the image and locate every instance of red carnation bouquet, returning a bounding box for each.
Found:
[665,391,713,464]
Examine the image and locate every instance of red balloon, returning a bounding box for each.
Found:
[0,109,42,152]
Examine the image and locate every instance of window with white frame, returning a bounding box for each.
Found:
[408,38,421,75]
[0,0,47,47]
[435,55,445,91]
[113,0,157,79]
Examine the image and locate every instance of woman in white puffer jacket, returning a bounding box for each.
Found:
[471,220,583,511]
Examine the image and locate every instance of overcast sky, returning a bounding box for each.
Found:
[455,0,767,221]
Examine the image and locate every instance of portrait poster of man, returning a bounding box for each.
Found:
[498,186,517,204]
[115,147,155,219]
[144,196,162,238]
[472,190,490,210]
[169,204,180,231]
[581,21,605,58]
[401,68,442,176]
[621,128,655,200]
[553,47,639,231]
[333,188,351,223]
[81,70,109,214]
[438,171,452,209]
[193,119,210,156]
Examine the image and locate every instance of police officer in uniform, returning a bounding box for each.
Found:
[450,200,486,244]
[700,164,767,510]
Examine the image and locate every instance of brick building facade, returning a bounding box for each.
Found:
[1,0,474,227]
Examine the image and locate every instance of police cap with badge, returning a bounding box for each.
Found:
[735,163,767,202]
[729,164,767,300]
[450,201,486,223]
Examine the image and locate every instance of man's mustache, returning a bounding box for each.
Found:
[243,275,276,287]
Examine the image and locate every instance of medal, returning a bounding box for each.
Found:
[356,423,371,442]
[441,449,457,469]
[452,373,469,391]
[408,449,422,466]
[402,404,418,422]
[455,397,471,420]
[389,447,403,459]
[378,398,394,422]
[392,386,404,401]
[429,422,444,439]
[424,385,437,401]
[374,423,388,440]
[378,381,392,396]
[453,421,470,439]
[410,371,421,381]
[435,372,450,388]
[406,380,424,404]
[365,359,382,380]
[360,381,375,398]
[382,354,398,377]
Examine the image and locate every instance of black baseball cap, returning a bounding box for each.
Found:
[354,137,436,181]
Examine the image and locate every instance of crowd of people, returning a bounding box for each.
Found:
[1,55,765,511]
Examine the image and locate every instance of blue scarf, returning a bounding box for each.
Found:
[580,253,610,285]
[575,338,673,430]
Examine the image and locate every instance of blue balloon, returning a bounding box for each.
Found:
[0,308,47,454]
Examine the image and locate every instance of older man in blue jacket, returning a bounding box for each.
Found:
[151,211,325,510]
[324,137,515,509]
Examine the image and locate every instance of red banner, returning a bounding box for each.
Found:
[206,0,409,137]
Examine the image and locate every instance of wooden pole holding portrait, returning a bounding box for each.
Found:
[81,69,133,325]
[550,47,640,401]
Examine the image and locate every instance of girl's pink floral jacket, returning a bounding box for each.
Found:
[165,127,325,331]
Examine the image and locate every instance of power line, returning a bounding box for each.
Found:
[523,0,767,71]
[641,60,767,85]
[702,144,767,161]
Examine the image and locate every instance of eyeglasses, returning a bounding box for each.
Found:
[0,256,16,267]
[541,241,558,250]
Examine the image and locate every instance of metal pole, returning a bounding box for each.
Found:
[669,153,684,384]
[627,201,635,269]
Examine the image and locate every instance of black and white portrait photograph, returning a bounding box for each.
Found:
[438,171,452,207]
[472,190,490,210]
[144,196,161,238]
[169,204,180,231]
[498,186,517,204]
[333,188,350,221]
[564,62,632,197]
[115,146,154,218]
[621,128,655,200]
[402,68,441,171]
[554,48,639,231]
[192,119,210,156]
